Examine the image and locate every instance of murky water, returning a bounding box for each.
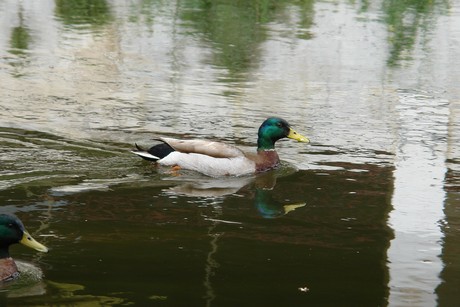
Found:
[0,0,459,306]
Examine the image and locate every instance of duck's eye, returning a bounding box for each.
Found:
[276,122,282,127]
[7,223,14,228]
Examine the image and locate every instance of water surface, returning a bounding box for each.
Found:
[0,0,459,306]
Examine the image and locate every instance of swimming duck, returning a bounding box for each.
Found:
[132,117,309,177]
[0,214,48,282]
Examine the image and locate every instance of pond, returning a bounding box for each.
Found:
[0,0,459,306]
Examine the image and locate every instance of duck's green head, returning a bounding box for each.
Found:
[257,117,309,150]
[0,214,48,258]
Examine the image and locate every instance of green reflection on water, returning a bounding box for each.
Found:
[180,0,314,80]
[8,25,31,77]
[7,8,31,77]
[54,0,112,27]
[181,0,272,78]
[382,0,448,66]
[9,26,30,55]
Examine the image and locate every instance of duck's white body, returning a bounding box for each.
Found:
[133,137,259,177]
[160,151,256,177]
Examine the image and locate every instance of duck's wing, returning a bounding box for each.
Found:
[160,137,245,158]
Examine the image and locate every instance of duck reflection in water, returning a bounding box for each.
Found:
[254,189,306,219]
[163,168,306,219]
[252,170,306,219]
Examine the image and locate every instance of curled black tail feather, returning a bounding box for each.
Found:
[147,142,175,159]
[132,142,175,162]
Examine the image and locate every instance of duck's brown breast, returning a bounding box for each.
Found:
[250,150,280,173]
[0,257,19,282]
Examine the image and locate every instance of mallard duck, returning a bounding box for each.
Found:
[0,214,48,282]
[132,117,309,177]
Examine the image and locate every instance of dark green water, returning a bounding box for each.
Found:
[2,132,393,305]
[1,0,459,306]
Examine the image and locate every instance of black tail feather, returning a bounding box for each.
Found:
[132,142,175,162]
[147,142,175,159]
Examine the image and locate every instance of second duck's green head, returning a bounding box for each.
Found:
[0,214,48,258]
[257,117,309,150]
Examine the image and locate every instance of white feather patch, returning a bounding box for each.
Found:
[159,152,255,177]
[131,151,160,160]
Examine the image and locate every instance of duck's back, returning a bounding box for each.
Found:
[161,138,244,158]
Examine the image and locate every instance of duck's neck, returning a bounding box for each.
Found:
[0,247,10,259]
[257,136,276,151]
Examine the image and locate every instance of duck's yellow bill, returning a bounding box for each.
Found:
[20,231,49,253]
[283,202,307,214]
[287,128,310,143]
